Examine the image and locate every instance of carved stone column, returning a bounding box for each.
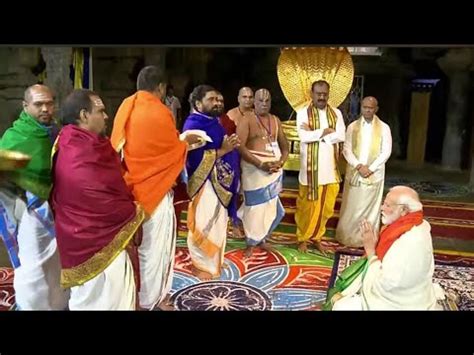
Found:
[0,48,41,134]
[470,108,474,189]
[407,79,438,166]
[92,48,144,133]
[144,48,167,77]
[437,48,474,171]
[41,47,73,108]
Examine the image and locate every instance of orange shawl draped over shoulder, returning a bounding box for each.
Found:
[111,90,187,215]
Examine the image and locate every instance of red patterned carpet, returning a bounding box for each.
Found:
[1,186,472,311]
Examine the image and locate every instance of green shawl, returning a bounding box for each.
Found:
[0,111,53,199]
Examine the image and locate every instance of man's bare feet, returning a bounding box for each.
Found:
[313,240,329,256]
[191,266,213,281]
[244,246,254,258]
[161,294,172,303]
[144,295,175,311]
[157,296,175,311]
[298,241,308,253]
[232,225,244,239]
[259,241,274,253]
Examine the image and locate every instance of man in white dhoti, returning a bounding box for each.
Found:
[327,186,445,310]
[52,89,145,310]
[111,66,200,310]
[336,96,392,247]
[0,84,69,310]
[236,89,289,257]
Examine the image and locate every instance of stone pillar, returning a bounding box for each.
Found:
[41,47,73,109]
[0,48,41,135]
[384,75,403,158]
[470,111,474,190]
[441,71,469,170]
[144,48,167,77]
[407,80,437,166]
[189,48,210,84]
[437,48,474,171]
[92,48,144,133]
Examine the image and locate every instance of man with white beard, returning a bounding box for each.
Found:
[325,185,445,310]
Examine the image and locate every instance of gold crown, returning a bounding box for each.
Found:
[277,47,354,111]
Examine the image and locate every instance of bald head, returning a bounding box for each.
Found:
[23,84,55,125]
[239,87,252,96]
[238,86,254,111]
[24,84,54,102]
[362,96,378,106]
[254,88,271,116]
[361,96,378,121]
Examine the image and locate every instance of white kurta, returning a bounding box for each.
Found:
[296,106,345,186]
[336,118,392,247]
[333,220,445,310]
[343,118,392,184]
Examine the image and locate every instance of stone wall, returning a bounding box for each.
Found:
[41,47,73,110]
[92,47,168,134]
[438,48,474,170]
[0,48,41,135]
[2,46,474,177]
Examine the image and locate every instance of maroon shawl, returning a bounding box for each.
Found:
[51,125,144,288]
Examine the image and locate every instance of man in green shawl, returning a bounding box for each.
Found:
[0,84,69,310]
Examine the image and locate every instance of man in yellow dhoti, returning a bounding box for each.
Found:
[336,96,392,247]
[295,80,345,254]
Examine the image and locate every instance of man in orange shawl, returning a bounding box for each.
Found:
[330,186,445,310]
[111,66,199,310]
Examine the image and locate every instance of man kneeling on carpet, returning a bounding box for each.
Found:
[325,185,445,310]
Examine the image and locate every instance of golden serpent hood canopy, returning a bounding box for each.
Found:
[277,47,354,111]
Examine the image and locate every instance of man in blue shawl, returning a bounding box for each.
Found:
[183,85,240,280]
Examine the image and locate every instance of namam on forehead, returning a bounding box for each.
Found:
[255,88,271,99]
[92,97,105,108]
[24,85,54,102]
